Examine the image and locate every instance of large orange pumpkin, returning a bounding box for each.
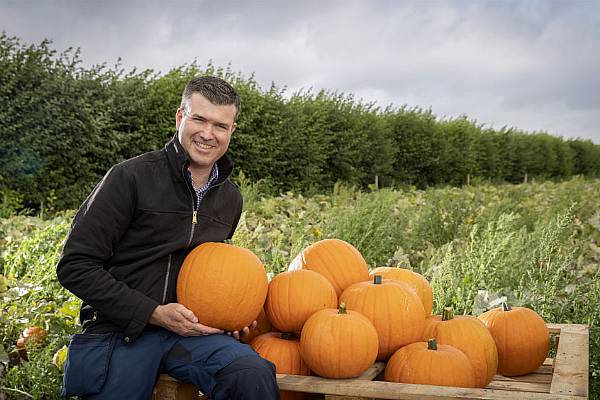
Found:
[176,242,268,332]
[339,275,425,360]
[369,266,433,317]
[251,332,310,400]
[384,339,476,388]
[478,303,549,376]
[288,239,369,297]
[265,269,337,333]
[423,307,498,387]
[300,303,378,378]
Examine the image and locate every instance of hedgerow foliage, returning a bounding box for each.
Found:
[2,33,600,212]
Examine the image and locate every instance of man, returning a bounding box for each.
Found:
[56,76,280,399]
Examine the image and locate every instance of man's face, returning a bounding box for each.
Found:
[176,93,237,173]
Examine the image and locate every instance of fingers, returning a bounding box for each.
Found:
[200,325,224,335]
[155,303,221,336]
[155,303,233,337]
[181,324,222,337]
[224,324,251,341]
[225,330,241,340]
[190,321,223,336]
[176,304,198,323]
[241,326,250,337]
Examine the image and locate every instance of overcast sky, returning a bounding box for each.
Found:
[2,0,599,143]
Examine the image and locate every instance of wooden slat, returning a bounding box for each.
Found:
[534,365,554,375]
[549,325,589,397]
[326,397,372,400]
[276,374,578,400]
[485,380,550,393]
[359,362,385,380]
[546,323,588,335]
[319,363,385,400]
[491,373,552,384]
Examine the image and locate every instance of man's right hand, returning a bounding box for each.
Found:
[149,303,224,337]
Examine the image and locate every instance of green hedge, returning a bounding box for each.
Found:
[2,33,600,211]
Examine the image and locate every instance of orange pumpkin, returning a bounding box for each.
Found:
[288,239,369,297]
[17,326,46,347]
[423,307,498,387]
[265,269,337,334]
[384,338,476,388]
[300,303,378,378]
[241,308,272,344]
[478,303,550,376]
[339,275,425,360]
[15,326,47,361]
[369,266,433,317]
[176,242,268,332]
[251,332,310,400]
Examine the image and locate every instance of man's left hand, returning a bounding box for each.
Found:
[226,320,258,340]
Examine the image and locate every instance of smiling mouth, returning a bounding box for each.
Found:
[192,139,215,150]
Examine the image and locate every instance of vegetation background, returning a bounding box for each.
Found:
[1,35,599,399]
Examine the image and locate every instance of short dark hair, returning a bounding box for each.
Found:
[181,76,241,119]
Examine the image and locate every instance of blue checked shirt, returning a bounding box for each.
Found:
[187,163,219,208]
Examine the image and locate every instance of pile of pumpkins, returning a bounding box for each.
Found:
[177,239,550,396]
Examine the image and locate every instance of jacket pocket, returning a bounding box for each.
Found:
[61,332,116,397]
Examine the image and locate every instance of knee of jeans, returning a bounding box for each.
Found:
[218,354,276,378]
[213,355,279,399]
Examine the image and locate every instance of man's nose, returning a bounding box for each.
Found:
[198,122,216,139]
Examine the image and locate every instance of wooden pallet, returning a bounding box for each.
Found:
[276,323,589,400]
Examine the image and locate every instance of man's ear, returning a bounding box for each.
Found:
[175,108,184,130]
[230,122,237,135]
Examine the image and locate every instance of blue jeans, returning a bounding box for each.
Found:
[61,329,279,400]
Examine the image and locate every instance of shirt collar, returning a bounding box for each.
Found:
[188,163,219,192]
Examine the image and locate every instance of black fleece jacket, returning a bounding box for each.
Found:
[56,135,243,341]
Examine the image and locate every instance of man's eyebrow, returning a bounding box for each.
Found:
[189,113,206,120]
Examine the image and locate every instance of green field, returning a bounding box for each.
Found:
[1,177,599,399]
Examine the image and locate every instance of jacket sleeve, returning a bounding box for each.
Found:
[56,164,159,339]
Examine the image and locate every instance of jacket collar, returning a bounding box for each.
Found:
[164,133,235,185]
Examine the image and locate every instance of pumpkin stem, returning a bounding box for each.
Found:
[502,302,512,311]
[338,303,347,314]
[427,338,437,350]
[442,307,454,321]
[373,275,383,285]
[281,332,292,340]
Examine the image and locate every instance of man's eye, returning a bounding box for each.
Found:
[215,125,228,131]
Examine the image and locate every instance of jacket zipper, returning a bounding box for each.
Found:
[182,163,228,248]
[183,164,198,248]
[186,189,197,248]
[161,254,173,304]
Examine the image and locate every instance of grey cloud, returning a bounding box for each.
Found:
[0,0,598,142]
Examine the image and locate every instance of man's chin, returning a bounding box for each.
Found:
[189,156,216,170]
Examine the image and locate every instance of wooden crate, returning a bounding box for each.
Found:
[152,374,206,400]
[276,323,589,400]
